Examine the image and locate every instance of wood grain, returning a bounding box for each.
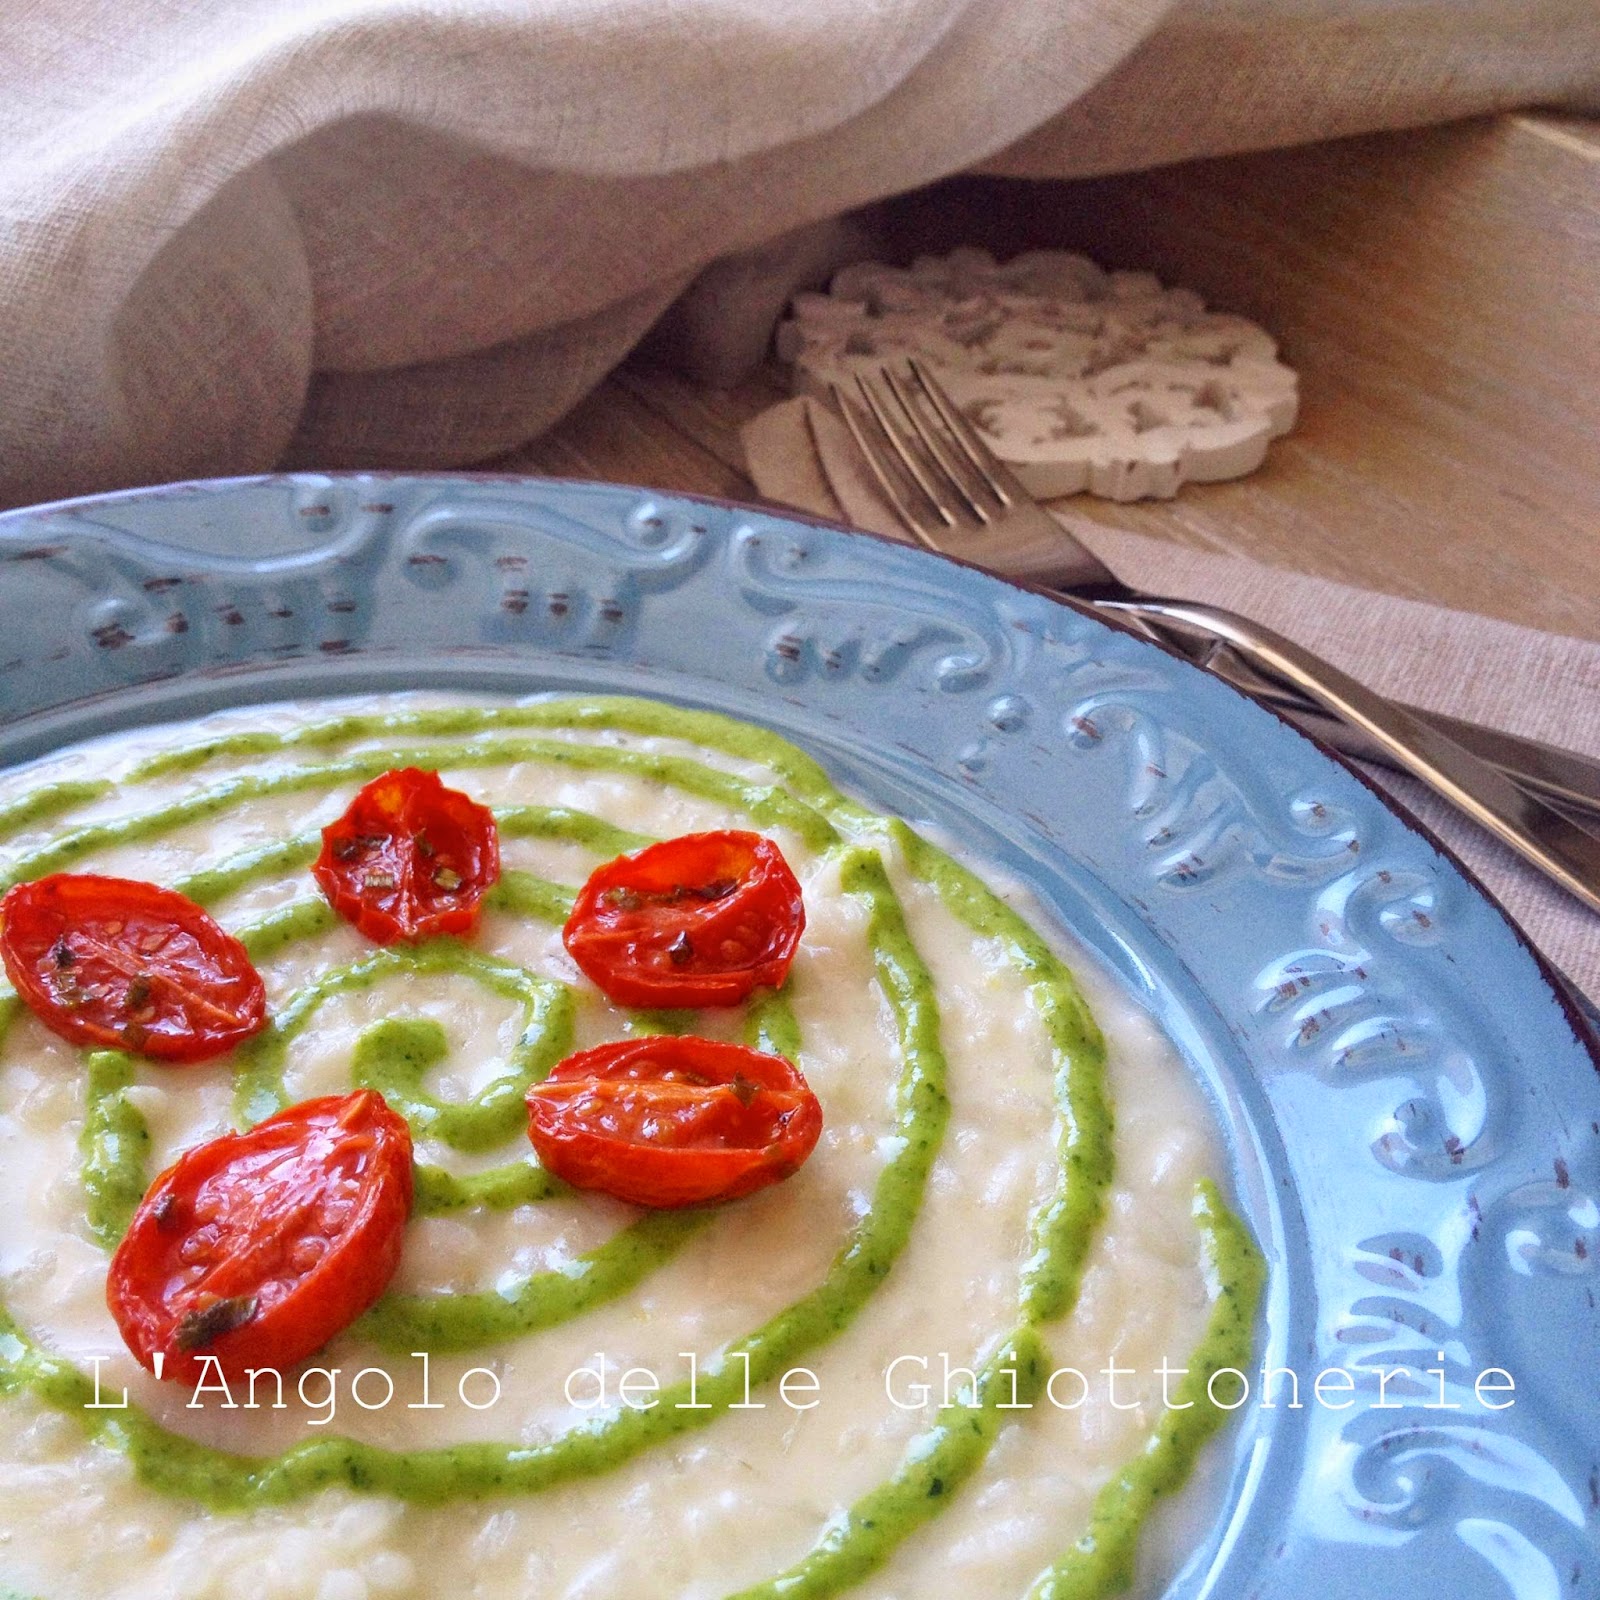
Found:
[497,113,1600,640]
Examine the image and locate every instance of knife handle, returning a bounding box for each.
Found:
[1103,598,1600,916]
[1137,622,1600,824]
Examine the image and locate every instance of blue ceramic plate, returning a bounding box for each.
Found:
[0,474,1595,1598]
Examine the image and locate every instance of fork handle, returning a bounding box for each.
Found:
[1117,610,1600,823]
[1209,656,1600,823]
[1102,597,1600,915]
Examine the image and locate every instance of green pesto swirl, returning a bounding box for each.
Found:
[0,694,1260,1600]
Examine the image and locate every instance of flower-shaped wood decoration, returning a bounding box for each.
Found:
[778,247,1299,502]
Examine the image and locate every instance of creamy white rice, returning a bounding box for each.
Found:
[0,693,1229,1600]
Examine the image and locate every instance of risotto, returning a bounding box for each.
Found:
[0,693,1260,1600]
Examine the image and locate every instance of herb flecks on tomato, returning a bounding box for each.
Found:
[0,874,267,1062]
[526,1036,823,1208]
[563,831,804,1008]
[108,1089,414,1383]
[314,767,500,945]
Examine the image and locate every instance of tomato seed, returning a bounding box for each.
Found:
[290,1237,327,1272]
[177,1229,217,1265]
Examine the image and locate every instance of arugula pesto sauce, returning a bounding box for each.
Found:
[0,697,1262,1600]
[1026,1181,1265,1600]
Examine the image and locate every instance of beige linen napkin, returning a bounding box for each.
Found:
[1,0,1596,510]
[743,395,1600,1007]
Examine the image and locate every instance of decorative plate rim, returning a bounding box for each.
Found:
[1,470,1595,1600]
[9,468,1595,1057]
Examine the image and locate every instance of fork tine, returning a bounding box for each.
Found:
[881,366,992,524]
[907,358,1016,509]
[827,382,941,550]
[852,373,960,528]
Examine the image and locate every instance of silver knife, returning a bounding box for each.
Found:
[1132,614,1600,823]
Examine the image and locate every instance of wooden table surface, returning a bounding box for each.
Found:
[500,112,1600,643]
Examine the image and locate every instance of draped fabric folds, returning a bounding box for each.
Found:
[0,0,1595,508]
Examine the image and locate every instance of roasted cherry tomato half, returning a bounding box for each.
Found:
[107,1089,414,1383]
[562,831,804,1008]
[0,873,266,1063]
[526,1035,823,1208]
[313,767,500,945]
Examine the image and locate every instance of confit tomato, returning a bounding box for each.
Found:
[314,767,499,944]
[562,831,804,1008]
[525,1035,823,1208]
[0,874,266,1063]
[107,1090,413,1384]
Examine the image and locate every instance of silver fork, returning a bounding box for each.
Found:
[828,359,1600,916]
